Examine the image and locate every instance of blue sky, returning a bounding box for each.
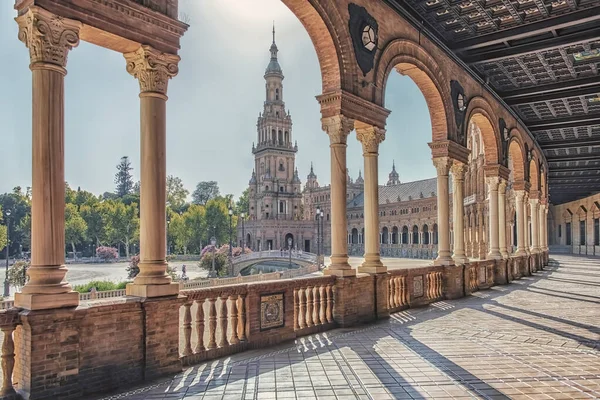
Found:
[0,0,434,199]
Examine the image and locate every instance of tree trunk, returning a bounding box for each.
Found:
[71,242,77,260]
[125,238,130,259]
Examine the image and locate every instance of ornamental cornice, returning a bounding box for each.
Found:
[428,140,470,164]
[317,90,390,129]
[355,123,385,154]
[124,45,180,95]
[16,6,82,67]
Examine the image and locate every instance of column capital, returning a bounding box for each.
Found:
[485,176,500,190]
[355,123,385,154]
[515,189,525,200]
[432,157,452,176]
[124,45,180,96]
[498,178,508,193]
[450,161,467,180]
[16,6,82,69]
[322,115,354,145]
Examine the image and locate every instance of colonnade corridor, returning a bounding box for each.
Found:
[95,254,600,400]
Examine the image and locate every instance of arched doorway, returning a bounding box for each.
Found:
[351,228,358,244]
[284,233,294,250]
[392,226,399,244]
[246,233,252,250]
[412,225,419,245]
[382,227,389,244]
[432,224,438,245]
[402,226,409,244]
[423,224,429,245]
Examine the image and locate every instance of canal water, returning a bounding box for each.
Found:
[240,260,301,276]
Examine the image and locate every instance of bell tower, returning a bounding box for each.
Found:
[248,25,302,221]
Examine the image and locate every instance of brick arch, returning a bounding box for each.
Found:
[464,97,501,165]
[508,133,526,184]
[282,0,354,93]
[529,159,540,197]
[540,169,547,200]
[372,39,452,142]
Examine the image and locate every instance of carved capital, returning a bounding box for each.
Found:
[449,161,467,181]
[124,45,180,95]
[16,6,82,68]
[322,115,354,145]
[485,176,500,191]
[432,157,452,177]
[498,178,507,193]
[356,124,385,154]
[515,190,525,201]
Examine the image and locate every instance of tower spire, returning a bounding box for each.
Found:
[272,21,275,44]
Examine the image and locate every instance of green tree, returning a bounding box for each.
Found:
[168,212,193,254]
[80,203,106,249]
[115,156,135,197]
[167,175,189,212]
[104,201,139,258]
[235,188,250,215]
[65,203,87,258]
[0,188,31,256]
[0,206,7,251]
[192,181,220,205]
[184,204,206,253]
[205,197,232,246]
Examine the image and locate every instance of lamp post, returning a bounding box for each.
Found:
[288,237,292,269]
[320,210,324,266]
[210,236,217,278]
[166,219,171,256]
[228,207,233,258]
[241,212,246,250]
[316,207,320,268]
[4,209,11,297]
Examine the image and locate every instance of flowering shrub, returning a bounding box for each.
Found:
[127,254,177,281]
[8,261,29,290]
[96,246,118,262]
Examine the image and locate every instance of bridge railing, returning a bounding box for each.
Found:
[233,250,317,264]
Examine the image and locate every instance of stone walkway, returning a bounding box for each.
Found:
[99,255,600,400]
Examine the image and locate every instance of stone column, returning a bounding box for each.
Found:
[433,158,453,265]
[15,7,82,310]
[524,192,531,255]
[515,190,527,256]
[498,179,509,258]
[450,162,468,264]
[322,116,355,276]
[125,45,180,297]
[486,177,502,259]
[356,124,386,274]
[543,205,549,251]
[530,198,540,253]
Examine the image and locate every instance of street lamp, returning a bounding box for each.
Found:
[4,209,11,297]
[210,236,217,278]
[228,207,233,257]
[241,212,246,250]
[316,207,320,267]
[288,237,292,269]
[320,210,324,266]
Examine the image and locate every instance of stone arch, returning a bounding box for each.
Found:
[373,39,452,142]
[281,0,355,93]
[508,134,527,184]
[464,97,501,165]
[540,168,547,200]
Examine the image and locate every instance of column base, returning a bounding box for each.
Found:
[451,255,468,265]
[323,267,356,277]
[14,291,79,310]
[487,251,502,260]
[126,282,180,298]
[357,265,387,274]
[514,249,527,257]
[434,256,455,266]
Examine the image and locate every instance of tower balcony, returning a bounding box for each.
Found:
[253,141,297,154]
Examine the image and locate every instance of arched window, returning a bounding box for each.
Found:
[412,225,419,245]
[402,226,409,244]
[382,227,389,244]
[285,131,289,143]
[271,129,276,142]
[392,226,399,244]
[327,214,330,221]
[351,228,358,244]
[278,130,283,144]
[275,88,279,101]
[279,202,284,213]
[423,224,429,245]
[433,224,438,245]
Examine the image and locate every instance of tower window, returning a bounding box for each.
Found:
[275,88,279,101]
[279,162,285,171]
[280,186,284,192]
[276,111,279,117]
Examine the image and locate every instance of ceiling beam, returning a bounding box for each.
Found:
[548,177,600,183]
[545,154,600,162]
[547,165,600,172]
[452,6,600,51]
[500,76,600,99]
[541,138,600,150]
[463,26,600,65]
[506,84,600,105]
[528,116,600,132]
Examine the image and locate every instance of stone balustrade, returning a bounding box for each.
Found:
[0,309,18,399]
[387,266,444,313]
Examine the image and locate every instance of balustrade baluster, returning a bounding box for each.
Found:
[239,294,247,342]
[312,286,320,325]
[0,325,16,397]
[194,299,205,352]
[218,296,229,347]
[402,276,408,306]
[319,285,326,325]
[298,288,306,329]
[229,295,240,345]
[207,297,217,349]
[394,277,400,307]
[388,278,395,309]
[437,272,443,298]
[326,284,333,324]
[305,286,313,327]
[182,302,193,356]
[293,289,300,330]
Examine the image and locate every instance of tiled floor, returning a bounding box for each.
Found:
[100,255,600,400]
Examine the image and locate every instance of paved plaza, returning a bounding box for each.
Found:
[97,255,600,400]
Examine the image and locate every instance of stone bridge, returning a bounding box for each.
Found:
[232,250,318,275]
